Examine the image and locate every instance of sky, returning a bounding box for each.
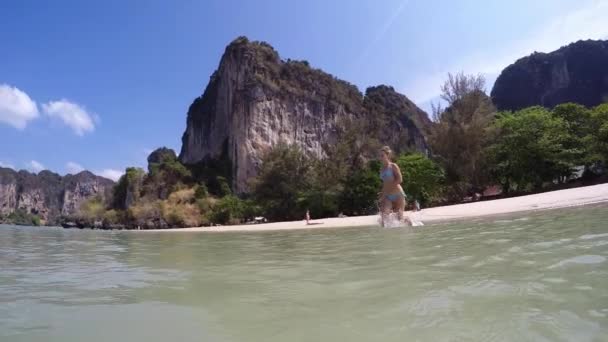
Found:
[1,0,607,181]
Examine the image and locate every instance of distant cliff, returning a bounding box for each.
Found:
[0,168,114,225]
[180,37,431,193]
[491,39,608,111]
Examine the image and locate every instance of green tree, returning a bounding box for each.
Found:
[144,148,192,200]
[338,160,382,215]
[552,103,592,138]
[251,143,312,221]
[589,103,608,164]
[395,153,444,205]
[430,72,495,197]
[486,107,579,192]
[112,167,146,209]
[194,183,208,199]
[215,176,232,197]
[297,187,340,219]
[209,195,245,225]
[187,140,233,196]
[552,103,592,166]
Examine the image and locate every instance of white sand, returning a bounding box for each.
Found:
[148,183,608,233]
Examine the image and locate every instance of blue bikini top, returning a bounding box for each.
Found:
[380,166,394,181]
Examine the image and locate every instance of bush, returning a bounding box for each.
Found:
[194,183,208,199]
[297,188,339,219]
[31,215,41,226]
[196,197,215,213]
[79,196,106,221]
[102,209,120,225]
[338,161,382,215]
[128,200,163,227]
[251,143,313,221]
[209,195,246,225]
[217,176,232,197]
[7,209,40,226]
[144,149,192,200]
[161,189,202,227]
[486,107,578,192]
[396,153,445,205]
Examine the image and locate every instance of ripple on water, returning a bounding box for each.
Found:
[432,255,473,267]
[508,246,523,253]
[531,239,572,248]
[472,255,506,268]
[484,238,511,244]
[579,233,608,240]
[588,310,606,318]
[542,278,567,284]
[450,279,516,297]
[407,289,462,317]
[494,217,530,224]
[547,255,607,269]
[478,230,503,235]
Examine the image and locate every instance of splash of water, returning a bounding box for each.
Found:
[378,212,424,228]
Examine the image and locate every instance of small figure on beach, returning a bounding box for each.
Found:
[305,210,310,225]
[378,146,410,226]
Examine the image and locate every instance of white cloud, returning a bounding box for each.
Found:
[405,0,608,105]
[97,169,123,182]
[66,161,84,174]
[0,84,39,129]
[42,99,96,136]
[26,160,45,173]
[0,161,16,170]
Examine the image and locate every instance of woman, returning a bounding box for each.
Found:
[378,146,408,226]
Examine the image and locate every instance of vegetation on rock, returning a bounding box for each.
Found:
[491,40,608,111]
[3,209,41,226]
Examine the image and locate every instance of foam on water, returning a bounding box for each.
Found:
[547,255,607,269]
[378,212,424,228]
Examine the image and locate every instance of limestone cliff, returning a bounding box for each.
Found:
[61,171,115,217]
[180,37,430,193]
[491,39,608,111]
[0,167,114,224]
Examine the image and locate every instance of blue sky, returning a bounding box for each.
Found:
[1,0,607,180]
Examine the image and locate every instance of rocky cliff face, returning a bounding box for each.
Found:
[0,167,114,224]
[491,40,608,111]
[180,37,430,193]
[61,171,115,217]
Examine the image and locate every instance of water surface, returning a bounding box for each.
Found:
[2,205,608,341]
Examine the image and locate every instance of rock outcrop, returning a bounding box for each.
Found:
[180,37,431,193]
[491,39,608,111]
[0,167,114,224]
[61,171,115,217]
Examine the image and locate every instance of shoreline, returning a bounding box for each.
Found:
[146,183,608,233]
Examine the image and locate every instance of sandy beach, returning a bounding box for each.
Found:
[149,183,608,233]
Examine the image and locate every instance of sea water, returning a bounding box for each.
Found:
[1,204,608,341]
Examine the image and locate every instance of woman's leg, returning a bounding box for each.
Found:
[394,195,410,225]
[380,197,392,227]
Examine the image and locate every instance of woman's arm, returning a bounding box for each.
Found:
[391,163,403,185]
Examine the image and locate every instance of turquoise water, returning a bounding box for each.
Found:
[1,205,608,341]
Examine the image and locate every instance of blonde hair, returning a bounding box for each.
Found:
[380,146,392,158]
